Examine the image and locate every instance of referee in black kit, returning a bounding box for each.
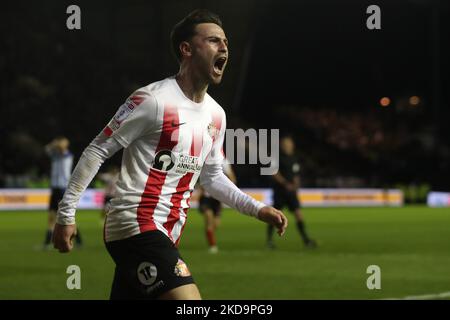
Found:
[267,134,317,249]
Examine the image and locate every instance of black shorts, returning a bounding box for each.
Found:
[199,196,222,216]
[49,188,65,211]
[273,189,301,211]
[105,230,195,300]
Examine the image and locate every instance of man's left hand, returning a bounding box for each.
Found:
[257,206,288,236]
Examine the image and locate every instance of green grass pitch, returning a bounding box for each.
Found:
[1,206,449,299]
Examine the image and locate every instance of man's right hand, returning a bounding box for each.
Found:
[52,223,77,253]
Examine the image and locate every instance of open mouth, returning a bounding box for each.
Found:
[213,56,227,75]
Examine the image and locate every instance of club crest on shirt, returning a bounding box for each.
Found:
[207,122,219,139]
[174,259,191,277]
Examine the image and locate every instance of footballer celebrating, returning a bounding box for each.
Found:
[53,9,287,300]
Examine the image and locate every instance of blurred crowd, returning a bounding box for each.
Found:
[230,103,447,192]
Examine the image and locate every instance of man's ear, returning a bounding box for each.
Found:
[179,41,192,59]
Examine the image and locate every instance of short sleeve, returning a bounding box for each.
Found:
[102,93,158,148]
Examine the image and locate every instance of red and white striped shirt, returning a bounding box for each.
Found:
[104,77,227,244]
[57,77,265,245]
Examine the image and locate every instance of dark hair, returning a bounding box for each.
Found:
[170,9,223,63]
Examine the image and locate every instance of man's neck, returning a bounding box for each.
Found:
[175,66,208,104]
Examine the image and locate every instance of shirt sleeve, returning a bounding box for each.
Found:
[56,133,123,225]
[222,157,232,176]
[199,162,266,218]
[102,92,159,148]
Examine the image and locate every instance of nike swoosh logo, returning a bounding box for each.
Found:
[171,121,186,127]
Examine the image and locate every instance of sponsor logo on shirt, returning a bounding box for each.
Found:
[175,154,202,174]
[153,150,176,171]
[152,151,202,174]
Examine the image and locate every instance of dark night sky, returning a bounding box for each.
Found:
[241,0,449,118]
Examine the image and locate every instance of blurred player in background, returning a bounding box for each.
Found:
[198,158,236,253]
[97,165,120,221]
[43,137,82,249]
[267,134,317,249]
[53,9,287,300]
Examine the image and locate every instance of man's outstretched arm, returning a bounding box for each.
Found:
[199,162,288,236]
[53,133,123,252]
